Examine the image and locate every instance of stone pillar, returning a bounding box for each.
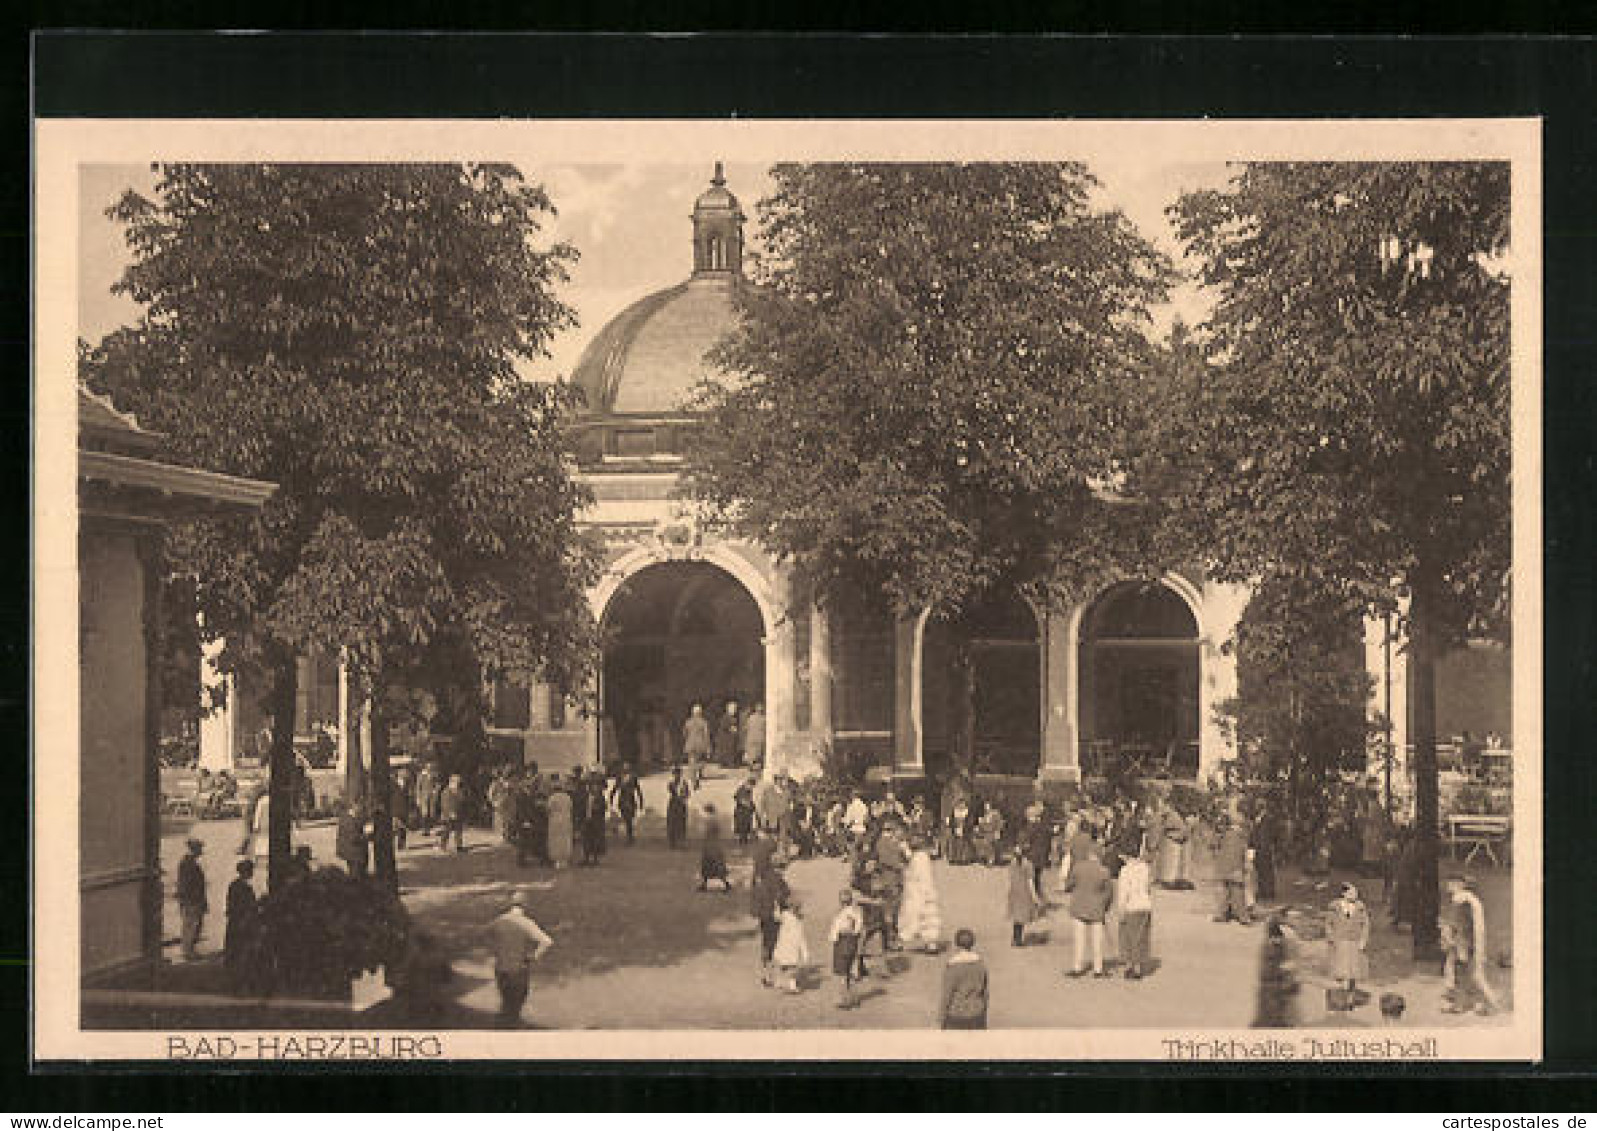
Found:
[1198,580,1249,783]
[294,655,312,739]
[763,613,795,776]
[1038,607,1081,783]
[891,612,925,782]
[335,652,350,773]
[197,637,234,772]
[809,602,833,741]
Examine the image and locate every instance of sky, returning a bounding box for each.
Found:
[78,158,1230,380]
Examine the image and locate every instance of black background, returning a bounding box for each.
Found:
[14,29,1597,1111]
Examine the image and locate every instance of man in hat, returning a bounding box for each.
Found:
[176,837,209,960]
[437,774,467,853]
[486,890,554,1026]
[1212,816,1254,925]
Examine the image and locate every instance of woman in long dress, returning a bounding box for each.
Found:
[251,791,272,860]
[1007,852,1041,947]
[545,776,574,868]
[897,841,944,952]
[1156,805,1189,888]
[1325,882,1371,1002]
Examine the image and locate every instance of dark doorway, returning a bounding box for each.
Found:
[1079,581,1201,778]
[922,589,1042,780]
[599,561,765,770]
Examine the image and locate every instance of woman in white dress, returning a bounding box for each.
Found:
[898,840,944,953]
[546,777,575,868]
[251,792,272,860]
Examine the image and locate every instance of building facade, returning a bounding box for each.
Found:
[197,166,1511,795]
[79,388,275,988]
[489,166,1256,787]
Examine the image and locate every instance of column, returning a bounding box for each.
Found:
[526,678,548,766]
[809,602,833,741]
[197,637,234,772]
[335,652,349,773]
[294,655,312,739]
[891,612,924,781]
[1038,607,1081,782]
[1364,611,1409,796]
[763,615,795,776]
[1198,581,1249,783]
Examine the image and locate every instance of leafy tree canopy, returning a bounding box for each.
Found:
[688,162,1175,620]
[1157,161,1510,646]
[81,162,599,695]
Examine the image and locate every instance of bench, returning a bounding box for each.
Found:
[1445,814,1511,866]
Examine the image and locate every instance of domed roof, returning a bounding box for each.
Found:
[572,277,740,416]
[572,164,747,417]
[693,163,743,216]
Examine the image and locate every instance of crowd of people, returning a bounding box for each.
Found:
[713,772,1271,1027]
[170,754,1502,1030]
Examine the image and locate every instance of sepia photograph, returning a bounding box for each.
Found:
[34,117,1541,1062]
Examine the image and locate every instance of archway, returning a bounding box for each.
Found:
[922,589,1043,780]
[1079,580,1201,778]
[598,560,766,771]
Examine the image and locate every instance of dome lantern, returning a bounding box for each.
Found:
[691,161,744,278]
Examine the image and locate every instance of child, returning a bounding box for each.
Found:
[1252,912,1302,1028]
[940,927,989,1029]
[698,803,731,892]
[772,898,809,994]
[1006,851,1040,947]
[828,888,866,1009]
[1325,882,1371,1010]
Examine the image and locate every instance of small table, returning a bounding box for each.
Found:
[1445,814,1511,866]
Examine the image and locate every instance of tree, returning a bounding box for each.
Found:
[1165,162,1510,955]
[82,163,599,890]
[687,163,1173,770]
[1219,570,1379,841]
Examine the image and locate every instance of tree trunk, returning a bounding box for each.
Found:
[265,648,299,893]
[1408,571,1443,961]
[368,685,398,891]
[344,688,366,812]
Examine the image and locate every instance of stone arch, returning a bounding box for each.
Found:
[1076,575,1205,779]
[588,541,783,768]
[920,586,1045,779]
[589,541,776,639]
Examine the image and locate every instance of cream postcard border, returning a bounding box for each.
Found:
[33,117,1543,1063]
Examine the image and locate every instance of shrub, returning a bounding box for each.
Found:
[249,867,410,1000]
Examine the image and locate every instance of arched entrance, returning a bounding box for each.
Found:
[922,589,1043,779]
[1079,581,1201,778]
[598,560,766,770]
